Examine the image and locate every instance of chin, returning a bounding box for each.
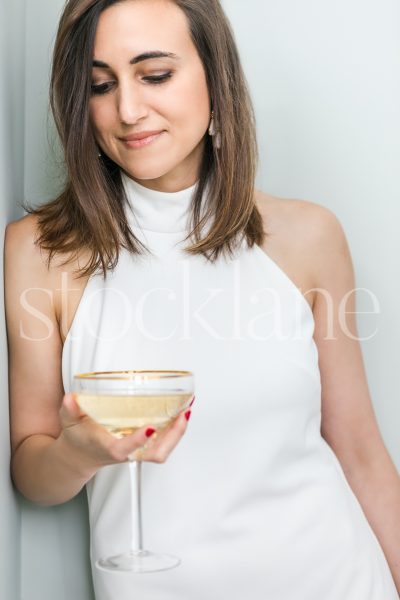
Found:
[121,159,182,183]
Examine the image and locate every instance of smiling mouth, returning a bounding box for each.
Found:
[121,132,164,149]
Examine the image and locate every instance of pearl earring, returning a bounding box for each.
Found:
[208,110,221,149]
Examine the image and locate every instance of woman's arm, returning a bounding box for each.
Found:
[5,216,190,506]
[5,216,93,504]
[309,205,400,592]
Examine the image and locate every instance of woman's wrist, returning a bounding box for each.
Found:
[55,431,99,484]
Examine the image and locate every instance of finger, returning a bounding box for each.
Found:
[60,392,86,426]
[113,426,158,462]
[140,411,190,463]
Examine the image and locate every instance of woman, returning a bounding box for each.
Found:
[5,0,400,598]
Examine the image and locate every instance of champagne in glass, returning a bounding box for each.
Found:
[76,391,193,437]
[73,370,194,573]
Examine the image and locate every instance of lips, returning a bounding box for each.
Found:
[120,130,164,149]
[120,130,163,142]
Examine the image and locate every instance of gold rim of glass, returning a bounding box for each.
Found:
[73,370,193,381]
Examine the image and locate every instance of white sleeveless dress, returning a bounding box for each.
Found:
[62,174,398,600]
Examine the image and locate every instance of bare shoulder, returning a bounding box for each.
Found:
[4,214,53,288]
[254,189,350,306]
[5,214,39,250]
[5,213,88,277]
[5,214,90,343]
[5,213,69,292]
[255,189,344,245]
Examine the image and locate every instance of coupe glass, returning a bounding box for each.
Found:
[72,370,194,573]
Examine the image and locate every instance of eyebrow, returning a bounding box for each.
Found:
[92,51,179,69]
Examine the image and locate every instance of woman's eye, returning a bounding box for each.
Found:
[91,82,114,96]
[90,71,173,95]
[143,71,173,84]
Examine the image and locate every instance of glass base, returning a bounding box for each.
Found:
[96,549,181,573]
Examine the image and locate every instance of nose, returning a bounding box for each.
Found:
[117,81,148,125]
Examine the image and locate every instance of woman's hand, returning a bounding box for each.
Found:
[59,393,193,473]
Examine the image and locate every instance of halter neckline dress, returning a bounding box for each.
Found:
[62,174,398,600]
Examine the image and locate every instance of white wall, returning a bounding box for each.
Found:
[3,0,399,598]
[223,0,400,467]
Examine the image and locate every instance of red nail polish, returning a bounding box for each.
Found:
[184,410,191,421]
[189,395,195,407]
[145,427,156,437]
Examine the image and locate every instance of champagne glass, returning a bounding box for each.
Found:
[72,370,194,573]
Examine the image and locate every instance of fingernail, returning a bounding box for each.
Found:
[145,427,156,438]
[189,395,195,407]
[184,410,191,421]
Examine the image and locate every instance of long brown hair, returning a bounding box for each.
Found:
[26,0,264,278]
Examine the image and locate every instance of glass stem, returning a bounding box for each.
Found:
[129,460,144,554]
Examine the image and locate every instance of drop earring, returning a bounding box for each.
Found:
[208,111,216,136]
[208,110,221,149]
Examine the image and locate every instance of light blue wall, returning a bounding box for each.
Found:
[3,1,94,598]
[0,0,25,597]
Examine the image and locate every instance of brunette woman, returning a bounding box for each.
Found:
[5,1,400,598]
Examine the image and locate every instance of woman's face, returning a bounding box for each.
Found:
[89,0,211,191]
